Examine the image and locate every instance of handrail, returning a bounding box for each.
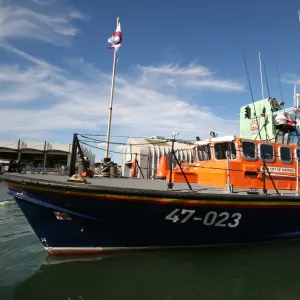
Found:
[225,150,233,193]
[296,158,299,196]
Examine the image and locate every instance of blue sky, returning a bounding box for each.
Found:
[1,0,300,161]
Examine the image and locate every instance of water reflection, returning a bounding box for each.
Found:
[12,241,300,300]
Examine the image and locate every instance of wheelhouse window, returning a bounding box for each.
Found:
[279,146,292,163]
[196,145,211,161]
[296,148,300,161]
[242,141,256,160]
[214,142,236,160]
[259,143,274,162]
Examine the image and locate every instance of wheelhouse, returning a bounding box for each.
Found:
[169,135,300,190]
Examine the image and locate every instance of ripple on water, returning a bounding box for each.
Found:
[0,200,14,207]
[0,182,45,287]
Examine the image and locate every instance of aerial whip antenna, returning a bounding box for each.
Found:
[262,60,271,98]
[276,62,284,106]
[259,52,265,99]
[241,45,262,140]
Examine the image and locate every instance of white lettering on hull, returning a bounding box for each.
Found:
[165,209,242,228]
[260,166,295,173]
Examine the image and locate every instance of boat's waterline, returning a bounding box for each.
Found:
[46,245,228,255]
[45,238,300,255]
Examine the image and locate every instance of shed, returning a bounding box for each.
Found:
[121,136,196,178]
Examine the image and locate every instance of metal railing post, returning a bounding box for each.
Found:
[226,150,233,193]
[296,156,299,196]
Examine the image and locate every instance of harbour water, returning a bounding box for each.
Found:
[1,181,300,300]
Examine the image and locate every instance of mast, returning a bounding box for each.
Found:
[259,52,264,99]
[105,17,121,160]
[105,47,118,160]
[294,84,297,108]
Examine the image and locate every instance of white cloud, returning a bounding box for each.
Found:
[0,1,87,46]
[0,48,242,139]
[140,63,213,77]
[31,0,56,6]
[184,79,244,91]
[138,63,244,92]
[68,11,87,20]
[115,145,126,153]
[97,143,107,148]
[282,73,300,85]
[0,0,243,147]
[93,143,126,155]
[0,42,62,71]
[19,131,55,140]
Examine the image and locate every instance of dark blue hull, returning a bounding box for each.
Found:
[7,182,300,254]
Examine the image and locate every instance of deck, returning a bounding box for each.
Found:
[2,172,299,197]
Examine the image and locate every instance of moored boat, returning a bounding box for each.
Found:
[6,90,300,254]
[5,90,300,255]
[4,171,300,255]
[5,17,300,254]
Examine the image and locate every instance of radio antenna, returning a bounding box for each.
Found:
[259,52,265,99]
[262,60,271,98]
[276,62,284,104]
[241,45,262,140]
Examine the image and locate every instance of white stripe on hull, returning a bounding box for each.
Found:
[45,246,149,254]
[45,238,300,255]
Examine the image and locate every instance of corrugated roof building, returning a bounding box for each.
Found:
[0,140,96,170]
[121,136,196,178]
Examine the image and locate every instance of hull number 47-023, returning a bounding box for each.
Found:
[165,209,242,228]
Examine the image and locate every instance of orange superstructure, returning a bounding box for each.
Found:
[164,135,300,191]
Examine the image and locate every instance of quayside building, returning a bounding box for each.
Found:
[0,139,96,172]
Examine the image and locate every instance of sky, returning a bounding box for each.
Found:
[1,0,300,161]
